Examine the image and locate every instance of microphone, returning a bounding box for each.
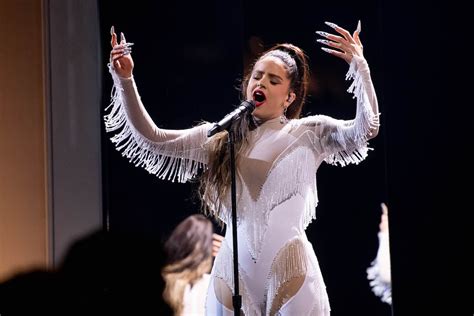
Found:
[207,100,256,137]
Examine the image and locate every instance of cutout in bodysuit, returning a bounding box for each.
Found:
[239,157,272,201]
[265,237,308,315]
[214,277,235,311]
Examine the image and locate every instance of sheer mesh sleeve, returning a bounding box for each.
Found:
[297,56,380,166]
[104,65,212,183]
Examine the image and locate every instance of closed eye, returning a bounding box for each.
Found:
[252,71,283,84]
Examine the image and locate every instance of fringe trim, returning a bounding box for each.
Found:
[213,241,262,315]
[367,260,392,305]
[104,67,209,183]
[229,145,318,261]
[264,237,308,316]
[324,57,380,167]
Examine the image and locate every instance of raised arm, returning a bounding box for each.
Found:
[302,20,380,166]
[317,20,379,135]
[106,27,211,182]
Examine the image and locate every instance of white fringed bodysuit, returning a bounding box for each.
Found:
[105,56,379,315]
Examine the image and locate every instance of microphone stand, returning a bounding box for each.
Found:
[208,101,254,315]
[227,128,241,316]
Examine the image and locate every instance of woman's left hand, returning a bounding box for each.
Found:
[316,20,364,64]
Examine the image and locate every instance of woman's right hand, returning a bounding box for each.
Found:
[110,26,134,78]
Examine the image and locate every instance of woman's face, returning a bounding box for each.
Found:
[246,56,295,121]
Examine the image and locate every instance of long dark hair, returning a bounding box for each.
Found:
[199,43,310,219]
[161,214,213,314]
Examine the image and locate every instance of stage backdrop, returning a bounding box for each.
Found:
[98,1,390,315]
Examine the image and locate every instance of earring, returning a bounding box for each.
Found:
[280,107,288,124]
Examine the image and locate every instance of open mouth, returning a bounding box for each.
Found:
[253,90,266,107]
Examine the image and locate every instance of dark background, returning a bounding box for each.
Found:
[98,1,471,315]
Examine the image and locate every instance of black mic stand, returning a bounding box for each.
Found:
[208,102,255,315]
[227,128,241,316]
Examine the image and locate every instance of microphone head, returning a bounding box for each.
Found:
[243,100,256,110]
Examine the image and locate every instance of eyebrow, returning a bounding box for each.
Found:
[253,70,283,81]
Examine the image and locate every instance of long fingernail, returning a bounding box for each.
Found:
[120,32,126,42]
[356,20,361,33]
[315,31,330,38]
[110,25,115,36]
[316,39,330,45]
[321,47,332,53]
[123,42,134,47]
[324,21,338,29]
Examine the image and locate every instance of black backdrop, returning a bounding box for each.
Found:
[98,1,471,315]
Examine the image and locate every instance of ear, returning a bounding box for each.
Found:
[285,92,296,107]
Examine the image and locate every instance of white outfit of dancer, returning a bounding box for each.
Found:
[182,273,212,315]
[367,230,392,305]
[105,55,379,315]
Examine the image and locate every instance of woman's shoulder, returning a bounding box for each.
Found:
[290,114,332,127]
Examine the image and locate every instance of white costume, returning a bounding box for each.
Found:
[105,55,379,315]
[182,273,212,315]
[367,230,392,305]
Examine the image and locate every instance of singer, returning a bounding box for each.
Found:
[107,20,379,315]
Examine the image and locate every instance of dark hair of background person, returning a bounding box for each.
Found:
[0,230,173,316]
[162,214,214,315]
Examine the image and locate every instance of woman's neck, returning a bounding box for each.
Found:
[253,115,286,128]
